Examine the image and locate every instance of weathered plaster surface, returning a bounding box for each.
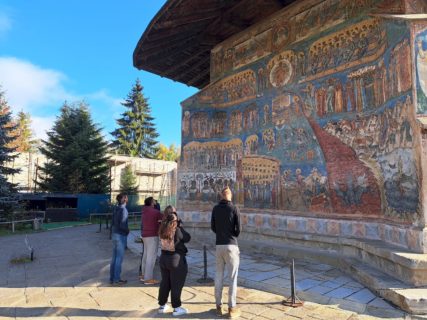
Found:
[179,0,427,252]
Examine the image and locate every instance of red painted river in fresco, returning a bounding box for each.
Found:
[308,118,382,216]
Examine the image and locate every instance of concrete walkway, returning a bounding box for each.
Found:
[0,225,419,319]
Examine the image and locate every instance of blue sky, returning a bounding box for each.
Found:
[0,0,197,147]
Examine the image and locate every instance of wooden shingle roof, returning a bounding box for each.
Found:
[133,0,297,89]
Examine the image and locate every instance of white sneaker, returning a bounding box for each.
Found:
[173,306,188,316]
[158,304,171,313]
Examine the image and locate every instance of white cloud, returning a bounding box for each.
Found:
[0,57,76,112]
[32,116,55,141]
[87,90,123,108]
[0,57,122,140]
[0,12,12,37]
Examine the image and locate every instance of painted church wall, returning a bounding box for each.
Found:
[179,0,425,249]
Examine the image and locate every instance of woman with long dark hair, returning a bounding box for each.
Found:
[157,209,191,316]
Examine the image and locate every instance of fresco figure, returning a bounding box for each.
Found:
[326,79,336,113]
[316,86,327,116]
[189,180,198,201]
[363,72,375,109]
[179,181,188,200]
[262,129,275,152]
[345,80,356,112]
[333,174,368,206]
[182,111,191,137]
[257,67,267,95]
[334,80,344,113]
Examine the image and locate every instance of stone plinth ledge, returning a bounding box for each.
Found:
[184,222,427,314]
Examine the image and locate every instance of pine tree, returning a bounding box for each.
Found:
[9,111,37,152]
[111,79,159,158]
[119,164,139,195]
[0,91,20,217]
[37,102,110,194]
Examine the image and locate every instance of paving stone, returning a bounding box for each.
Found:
[346,289,377,304]
[261,307,300,320]
[309,285,334,295]
[325,287,358,299]
[344,281,365,289]
[245,262,283,272]
[247,270,284,282]
[0,226,412,320]
[309,306,355,320]
[367,297,393,309]
[321,280,343,289]
[332,276,355,285]
[297,278,323,291]
[262,275,291,288]
[0,308,16,317]
[307,264,335,272]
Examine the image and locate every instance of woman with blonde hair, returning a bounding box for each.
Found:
[157,209,191,316]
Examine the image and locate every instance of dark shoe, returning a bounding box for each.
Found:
[112,279,127,286]
[228,306,241,319]
[216,305,227,316]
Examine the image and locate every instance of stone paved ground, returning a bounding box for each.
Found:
[0,225,420,319]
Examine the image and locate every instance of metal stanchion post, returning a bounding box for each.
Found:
[25,236,34,262]
[97,216,102,233]
[197,245,214,283]
[283,259,303,307]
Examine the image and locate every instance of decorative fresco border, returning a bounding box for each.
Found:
[179,210,426,253]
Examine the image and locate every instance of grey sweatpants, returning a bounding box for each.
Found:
[141,236,159,280]
[215,244,240,308]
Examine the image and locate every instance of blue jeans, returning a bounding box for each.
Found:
[110,233,127,282]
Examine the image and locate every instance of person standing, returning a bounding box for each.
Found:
[141,196,163,284]
[158,212,191,316]
[110,193,129,285]
[211,187,241,318]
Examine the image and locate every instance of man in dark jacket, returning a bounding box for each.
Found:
[211,187,241,319]
[110,193,129,285]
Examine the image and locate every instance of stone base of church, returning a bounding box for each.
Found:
[180,212,427,314]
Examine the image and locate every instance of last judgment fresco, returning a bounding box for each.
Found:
[179,0,423,224]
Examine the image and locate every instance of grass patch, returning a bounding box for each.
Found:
[10,256,33,264]
[129,222,140,231]
[0,224,35,237]
[0,220,92,237]
[42,221,90,230]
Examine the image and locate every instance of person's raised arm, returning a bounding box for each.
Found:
[176,226,191,243]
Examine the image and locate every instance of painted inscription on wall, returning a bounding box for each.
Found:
[181,3,420,222]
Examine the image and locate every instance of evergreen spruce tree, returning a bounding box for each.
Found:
[119,164,138,195]
[0,91,20,217]
[37,102,110,194]
[111,79,159,158]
